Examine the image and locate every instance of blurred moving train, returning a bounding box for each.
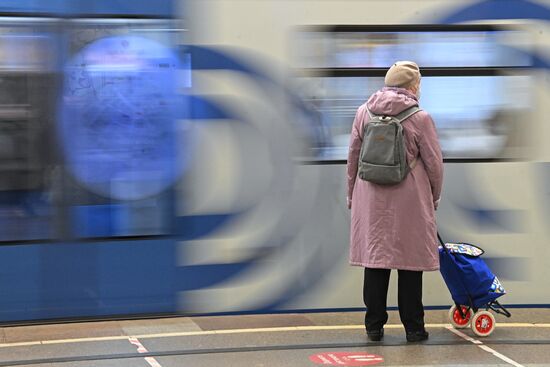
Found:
[0,0,549,323]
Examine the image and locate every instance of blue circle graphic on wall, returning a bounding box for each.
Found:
[60,36,182,200]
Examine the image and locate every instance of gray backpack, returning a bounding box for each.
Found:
[358,106,421,185]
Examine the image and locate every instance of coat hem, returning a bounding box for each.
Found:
[349,261,439,272]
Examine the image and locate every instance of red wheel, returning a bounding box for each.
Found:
[471,311,496,337]
[449,305,473,329]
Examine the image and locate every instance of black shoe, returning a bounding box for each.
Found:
[367,329,384,341]
[406,330,429,342]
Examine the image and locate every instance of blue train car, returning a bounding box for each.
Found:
[0,0,190,322]
[1,0,550,324]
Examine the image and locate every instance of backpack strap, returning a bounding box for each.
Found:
[365,108,375,120]
[395,106,422,170]
[395,106,422,123]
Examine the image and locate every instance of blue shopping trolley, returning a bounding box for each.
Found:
[438,233,511,336]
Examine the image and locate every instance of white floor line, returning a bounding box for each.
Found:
[446,327,525,367]
[128,337,163,367]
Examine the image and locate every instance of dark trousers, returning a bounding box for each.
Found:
[363,267,425,332]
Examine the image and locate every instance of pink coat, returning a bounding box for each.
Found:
[347,87,444,271]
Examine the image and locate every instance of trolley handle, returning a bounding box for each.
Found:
[437,232,449,254]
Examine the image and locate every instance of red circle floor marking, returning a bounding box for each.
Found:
[309,352,384,366]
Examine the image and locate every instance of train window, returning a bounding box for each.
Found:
[296,75,531,160]
[293,25,533,161]
[0,19,56,242]
[60,19,181,238]
[0,18,183,242]
[295,28,531,69]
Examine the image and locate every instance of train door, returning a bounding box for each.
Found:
[0,1,188,323]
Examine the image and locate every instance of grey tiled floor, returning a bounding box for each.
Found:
[0,309,549,366]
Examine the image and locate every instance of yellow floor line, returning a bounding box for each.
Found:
[1,323,549,348]
[0,341,42,348]
[135,330,218,338]
[41,335,130,345]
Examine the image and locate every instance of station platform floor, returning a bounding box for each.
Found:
[1,308,549,366]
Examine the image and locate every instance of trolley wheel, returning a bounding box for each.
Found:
[471,310,496,337]
[449,305,474,328]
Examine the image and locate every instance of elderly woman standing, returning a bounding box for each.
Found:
[346,61,443,342]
